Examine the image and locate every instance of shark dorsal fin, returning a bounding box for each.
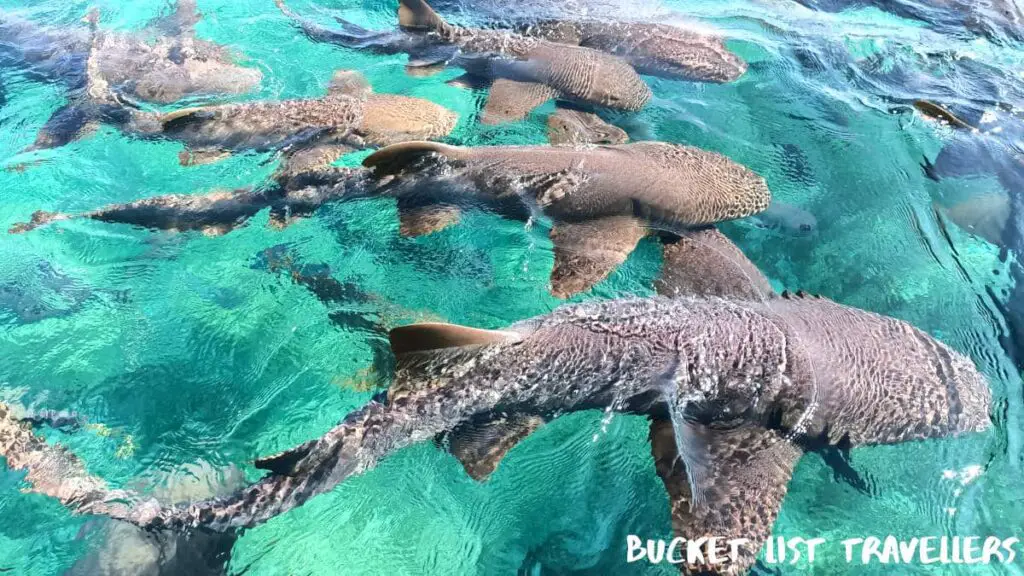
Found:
[362,141,465,174]
[254,439,316,476]
[389,322,521,356]
[398,0,450,32]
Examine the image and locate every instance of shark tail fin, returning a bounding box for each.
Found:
[8,211,71,234]
[362,141,465,175]
[398,0,450,32]
[388,322,521,357]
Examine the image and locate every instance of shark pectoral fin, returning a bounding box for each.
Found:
[328,70,372,98]
[940,193,1010,247]
[406,64,447,77]
[546,108,628,146]
[549,216,647,299]
[407,45,459,69]
[398,0,449,31]
[254,439,317,476]
[388,322,521,356]
[178,148,232,167]
[30,104,93,151]
[439,414,545,481]
[445,74,491,91]
[649,418,691,506]
[481,79,557,125]
[396,199,461,237]
[655,228,774,301]
[663,420,803,574]
[363,141,466,175]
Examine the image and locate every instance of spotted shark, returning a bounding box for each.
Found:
[275,0,651,124]
[0,228,991,576]
[3,1,264,152]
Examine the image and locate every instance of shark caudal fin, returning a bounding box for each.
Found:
[8,211,72,234]
[398,0,450,32]
[361,141,465,174]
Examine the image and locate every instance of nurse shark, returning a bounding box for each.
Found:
[0,232,991,575]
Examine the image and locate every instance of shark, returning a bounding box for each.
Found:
[0,226,991,575]
[357,139,772,297]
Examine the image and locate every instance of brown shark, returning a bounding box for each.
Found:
[0,223,993,575]
[360,140,772,297]
[276,0,652,124]
[125,70,458,166]
[511,18,747,82]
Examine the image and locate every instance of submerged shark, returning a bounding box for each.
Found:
[119,69,457,165]
[916,100,1024,372]
[0,404,240,575]
[275,0,651,124]
[2,1,263,152]
[789,0,1022,42]
[0,229,990,575]
[7,166,367,236]
[11,138,770,298]
[459,11,746,82]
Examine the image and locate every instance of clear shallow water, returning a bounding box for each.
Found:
[0,0,1021,574]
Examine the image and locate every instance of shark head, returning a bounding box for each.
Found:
[359,93,458,146]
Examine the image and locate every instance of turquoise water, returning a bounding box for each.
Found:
[0,0,1022,574]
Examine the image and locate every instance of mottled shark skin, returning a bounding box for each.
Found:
[123,70,457,165]
[275,0,651,124]
[655,227,774,302]
[0,403,137,519]
[0,404,239,575]
[8,167,371,236]
[361,140,771,297]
